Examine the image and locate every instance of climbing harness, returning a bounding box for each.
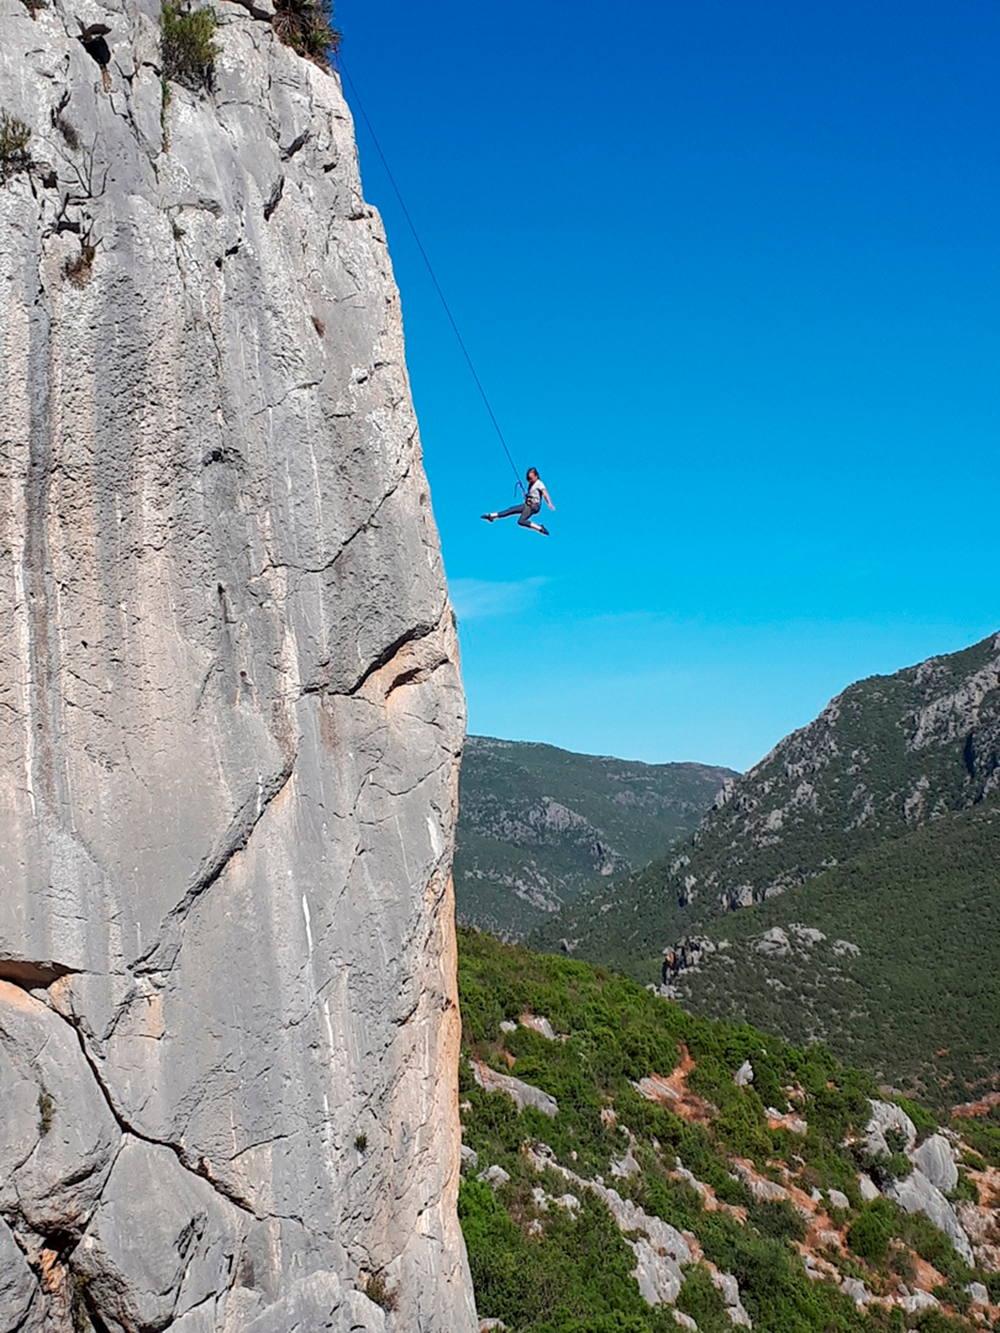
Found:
[339,62,525,497]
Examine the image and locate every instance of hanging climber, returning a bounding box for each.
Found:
[482,468,555,536]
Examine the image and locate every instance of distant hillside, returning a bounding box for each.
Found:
[661,798,1000,1108]
[455,736,735,939]
[458,929,1000,1333]
[531,633,1000,1103]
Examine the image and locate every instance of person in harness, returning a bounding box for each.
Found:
[482,467,555,535]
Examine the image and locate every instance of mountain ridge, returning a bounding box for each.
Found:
[456,735,735,940]
[530,632,1000,1105]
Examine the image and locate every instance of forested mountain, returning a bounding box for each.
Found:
[455,736,735,938]
[457,930,1000,1333]
[530,633,1000,1105]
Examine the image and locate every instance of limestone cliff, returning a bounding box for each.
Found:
[0,1,476,1328]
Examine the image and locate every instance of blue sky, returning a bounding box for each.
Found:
[336,0,1000,772]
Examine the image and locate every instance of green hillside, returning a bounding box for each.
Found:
[457,930,1000,1333]
[456,736,734,939]
[653,799,1000,1108]
[530,634,1000,1103]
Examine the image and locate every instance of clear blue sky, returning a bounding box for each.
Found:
[336,0,1000,772]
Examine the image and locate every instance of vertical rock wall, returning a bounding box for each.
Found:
[0,0,476,1328]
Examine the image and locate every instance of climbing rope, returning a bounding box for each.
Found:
[339,61,525,496]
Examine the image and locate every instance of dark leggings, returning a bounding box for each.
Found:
[496,499,541,526]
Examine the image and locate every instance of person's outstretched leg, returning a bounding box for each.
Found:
[483,504,525,522]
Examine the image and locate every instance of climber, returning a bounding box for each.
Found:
[662,949,677,986]
[481,467,555,536]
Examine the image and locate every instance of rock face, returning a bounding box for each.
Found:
[0,3,475,1330]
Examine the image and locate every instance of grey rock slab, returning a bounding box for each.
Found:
[841,1278,871,1306]
[827,1189,850,1211]
[471,1061,559,1117]
[866,1100,917,1158]
[710,1269,752,1327]
[611,1145,641,1178]
[0,0,476,1326]
[72,1136,249,1330]
[477,1165,511,1190]
[734,1060,754,1087]
[886,1169,974,1266]
[901,1290,940,1314]
[966,1282,989,1305]
[911,1134,958,1194]
[519,1013,558,1041]
[0,1215,38,1333]
[857,1173,880,1201]
[0,980,119,1234]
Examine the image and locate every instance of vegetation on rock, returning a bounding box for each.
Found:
[272,0,341,67]
[0,109,31,182]
[161,0,219,92]
[530,634,1000,1107]
[457,929,999,1332]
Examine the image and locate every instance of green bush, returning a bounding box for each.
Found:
[952,1118,1000,1168]
[161,0,218,91]
[848,1199,898,1264]
[948,1169,978,1204]
[913,1310,975,1333]
[0,109,31,182]
[748,1197,807,1242]
[272,0,341,66]
[893,1096,938,1137]
[897,1211,969,1282]
[676,1264,732,1333]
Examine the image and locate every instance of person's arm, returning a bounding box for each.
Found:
[542,486,555,510]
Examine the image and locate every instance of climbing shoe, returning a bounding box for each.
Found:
[537,524,550,536]
[481,513,496,522]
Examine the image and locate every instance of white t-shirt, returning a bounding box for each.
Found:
[527,478,545,504]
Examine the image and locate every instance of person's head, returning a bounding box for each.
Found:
[526,467,539,483]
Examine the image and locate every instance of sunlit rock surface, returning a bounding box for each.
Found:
[0,1,475,1326]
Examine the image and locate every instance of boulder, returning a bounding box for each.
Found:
[520,1014,558,1041]
[477,1165,511,1190]
[966,1282,989,1306]
[734,1060,754,1087]
[910,1134,958,1194]
[842,1278,871,1306]
[866,1101,917,1158]
[471,1062,559,1117]
[901,1290,940,1314]
[710,1268,752,1326]
[857,1173,880,1202]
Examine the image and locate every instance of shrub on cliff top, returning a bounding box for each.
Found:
[273,0,341,67]
[161,0,218,92]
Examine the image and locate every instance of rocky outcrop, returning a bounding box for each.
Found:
[862,1104,975,1268]
[0,2,475,1329]
[470,1060,559,1117]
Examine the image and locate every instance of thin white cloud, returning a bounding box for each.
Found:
[449,576,547,622]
